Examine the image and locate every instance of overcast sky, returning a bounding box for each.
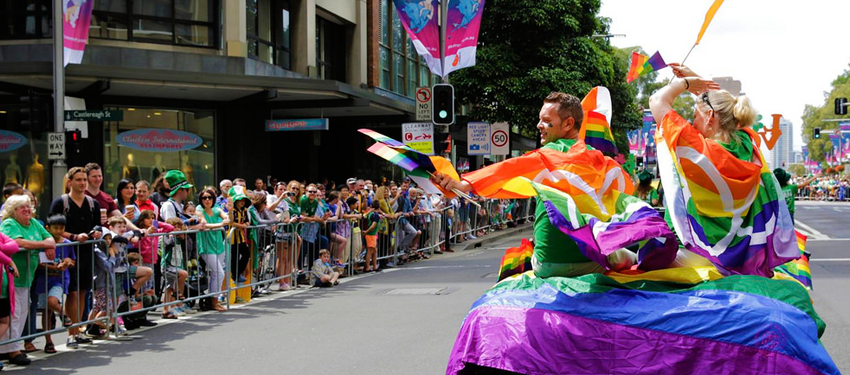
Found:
[599,0,850,151]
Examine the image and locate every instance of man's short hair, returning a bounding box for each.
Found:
[84,163,102,175]
[3,183,22,197]
[233,178,246,184]
[47,214,66,226]
[544,92,583,128]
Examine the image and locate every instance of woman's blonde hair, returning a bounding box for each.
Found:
[0,194,32,221]
[700,90,757,140]
[375,186,387,201]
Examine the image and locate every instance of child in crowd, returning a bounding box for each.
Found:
[161,218,192,319]
[88,216,128,338]
[310,249,339,287]
[183,201,196,218]
[228,188,251,284]
[34,214,75,353]
[363,201,381,273]
[137,209,174,299]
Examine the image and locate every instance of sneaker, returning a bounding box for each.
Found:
[385,262,395,268]
[117,324,129,336]
[73,335,93,344]
[171,307,186,316]
[85,324,102,337]
[181,305,197,315]
[66,336,80,349]
[467,234,477,239]
[278,283,291,291]
[234,297,246,304]
[218,295,227,303]
[237,275,247,283]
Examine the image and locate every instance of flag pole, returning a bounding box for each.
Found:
[680,44,697,66]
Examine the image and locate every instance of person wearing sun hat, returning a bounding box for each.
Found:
[159,170,197,225]
[634,169,659,207]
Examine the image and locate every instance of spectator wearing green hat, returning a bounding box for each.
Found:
[160,170,199,227]
[773,168,816,224]
[635,170,659,207]
[228,186,252,284]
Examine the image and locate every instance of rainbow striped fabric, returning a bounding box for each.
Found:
[362,130,460,196]
[497,238,533,281]
[579,86,618,155]
[462,139,634,215]
[655,110,799,277]
[626,51,668,83]
[447,269,838,375]
[500,178,678,271]
[775,231,813,290]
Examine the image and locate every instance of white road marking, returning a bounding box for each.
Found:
[810,258,850,262]
[795,220,830,240]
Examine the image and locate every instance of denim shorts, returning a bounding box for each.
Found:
[37,285,65,309]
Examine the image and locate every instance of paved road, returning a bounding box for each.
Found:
[12,214,849,374]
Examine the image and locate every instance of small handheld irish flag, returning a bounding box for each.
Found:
[626,51,668,83]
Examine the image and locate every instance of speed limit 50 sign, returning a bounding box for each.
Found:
[490,122,510,155]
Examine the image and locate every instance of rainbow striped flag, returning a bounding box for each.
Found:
[447,269,838,375]
[626,51,668,83]
[775,231,813,290]
[656,111,799,277]
[497,238,533,281]
[363,133,460,196]
[462,139,634,219]
[579,86,618,155]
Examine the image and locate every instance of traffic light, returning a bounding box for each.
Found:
[813,127,821,139]
[432,83,454,125]
[636,156,644,169]
[835,98,847,115]
[67,129,82,154]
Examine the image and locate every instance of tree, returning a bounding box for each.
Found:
[787,163,806,177]
[801,63,850,163]
[451,0,641,152]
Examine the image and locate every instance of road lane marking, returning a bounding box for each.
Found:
[795,220,829,240]
[810,258,850,262]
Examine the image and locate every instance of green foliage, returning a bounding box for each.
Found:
[801,63,850,162]
[787,163,806,177]
[451,0,641,151]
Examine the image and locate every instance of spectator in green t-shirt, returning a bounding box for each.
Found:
[773,168,816,223]
[0,195,55,365]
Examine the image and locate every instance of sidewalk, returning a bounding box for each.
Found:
[451,222,533,252]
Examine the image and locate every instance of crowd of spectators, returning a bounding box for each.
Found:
[0,163,526,369]
[792,174,850,201]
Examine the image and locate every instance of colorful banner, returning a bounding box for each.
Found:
[443,0,486,76]
[628,111,654,156]
[63,0,94,66]
[401,122,435,155]
[116,129,203,152]
[392,0,442,76]
[467,122,490,155]
[265,118,329,131]
[0,130,27,153]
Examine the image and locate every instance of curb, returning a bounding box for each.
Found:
[453,223,533,252]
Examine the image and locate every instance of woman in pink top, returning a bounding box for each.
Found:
[0,233,20,360]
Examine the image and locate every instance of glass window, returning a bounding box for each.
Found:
[316,17,346,82]
[377,1,434,97]
[102,107,215,199]
[88,0,218,47]
[247,0,290,70]
[0,0,52,39]
[0,103,52,220]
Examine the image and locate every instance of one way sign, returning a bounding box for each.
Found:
[48,132,65,160]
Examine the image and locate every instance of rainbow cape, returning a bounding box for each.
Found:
[579,86,618,155]
[447,269,838,375]
[498,178,678,271]
[656,111,799,277]
[626,51,668,83]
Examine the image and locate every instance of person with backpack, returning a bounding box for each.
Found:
[48,166,102,348]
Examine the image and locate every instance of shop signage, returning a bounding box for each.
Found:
[467,122,490,156]
[0,130,27,153]
[116,129,202,152]
[64,110,124,121]
[265,118,329,131]
[402,122,434,155]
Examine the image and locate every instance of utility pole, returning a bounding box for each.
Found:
[52,0,66,199]
[439,0,449,85]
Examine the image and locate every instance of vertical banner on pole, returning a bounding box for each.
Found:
[392,0,442,76]
[63,0,94,66]
[443,0,486,76]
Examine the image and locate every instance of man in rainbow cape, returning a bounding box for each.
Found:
[435,86,838,374]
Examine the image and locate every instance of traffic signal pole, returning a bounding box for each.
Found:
[52,0,67,199]
[439,0,448,85]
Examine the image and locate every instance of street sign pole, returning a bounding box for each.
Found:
[52,0,66,199]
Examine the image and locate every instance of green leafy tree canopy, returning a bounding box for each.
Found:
[801,63,850,162]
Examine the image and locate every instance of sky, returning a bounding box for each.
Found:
[599,0,850,151]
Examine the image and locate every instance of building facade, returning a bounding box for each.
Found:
[0,0,471,213]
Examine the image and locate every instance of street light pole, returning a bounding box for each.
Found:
[439,0,448,85]
[52,0,66,199]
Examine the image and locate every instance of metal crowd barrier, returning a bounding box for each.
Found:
[2,197,535,348]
